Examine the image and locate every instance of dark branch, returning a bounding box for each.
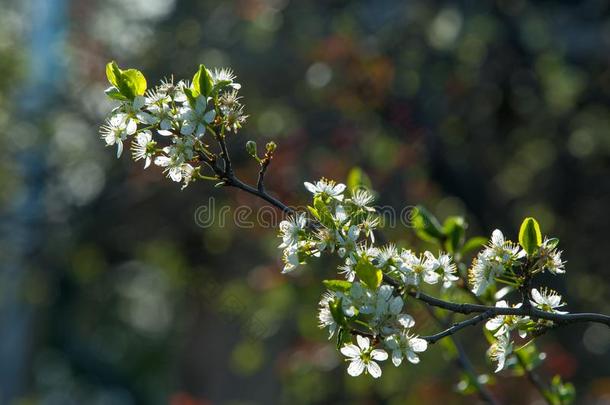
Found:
[421,311,495,344]
[257,155,271,192]
[224,175,294,215]
[408,290,610,327]
[424,307,500,405]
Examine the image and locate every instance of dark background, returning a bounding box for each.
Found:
[0,0,609,404]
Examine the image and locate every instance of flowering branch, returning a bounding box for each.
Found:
[99,61,604,403]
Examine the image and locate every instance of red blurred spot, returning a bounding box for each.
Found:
[170,392,211,405]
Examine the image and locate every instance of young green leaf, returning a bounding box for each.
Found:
[462,236,488,255]
[354,258,382,289]
[329,298,347,326]
[518,217,542,255]
[122,68,147,96]
[105,61,135,100]
[322,279,352,293]
[346,167,372,192]
[411,205,445,243]
[182,87,197,108]
[193,64,214,97]
[104,86,128,101]
[443,216,466,253]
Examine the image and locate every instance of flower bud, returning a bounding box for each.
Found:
[246,140,258,158]
[266,141,277,153]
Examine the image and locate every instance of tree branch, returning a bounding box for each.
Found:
[257,155,271,192]
[424,307,500,405]
[224,175,294,215]
[407,289,610,327]
[421,311,495,344]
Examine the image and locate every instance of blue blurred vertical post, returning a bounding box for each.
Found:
[0,0,66,400]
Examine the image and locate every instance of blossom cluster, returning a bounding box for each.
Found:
[278,179,572,378]
[100,61,247,188]
[468,229,568,372]
[277,179,464,378]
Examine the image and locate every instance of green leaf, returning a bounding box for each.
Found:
[411,205,445,243]
[183,87,197,108]
[105,61,134,100]
[462,236,488,255]
[354,258,382,289]
[105,61,121,87]
[346,167,372,192]
[122,68,147,96]
[193,64,214,97]
[443,216,466,253]
[104,86,128,101]
[322,279,352,292]
[329,298,347,327]
[336,328,352,349]
[313,196,333,226]
[545,237,559,249]
[519,217,542,255]
[307,206,320,220]
[104,61,146,100]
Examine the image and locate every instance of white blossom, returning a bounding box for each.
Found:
[211,67,241,89]
[281,243,302,274]
[485,300,528,338]
[397,250,440,286]
[469,229,525,295]
[349,189,375,211]
[337,225,359,258]
[488,333,512,373]
[100,113,136,158]
[376,244,398,269]
[426,252,459,288]
[530,288,567,314]
[148,100,175,131]
[539,238,565,275]
[384,331,428,366]
[340,335,388,378]
[304,179,346,201]
[179,96,216,137]
[278,213,307,249]
[122,95,156,125]
[131,130,156,168]
[318,292,338,339]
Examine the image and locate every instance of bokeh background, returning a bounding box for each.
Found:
[1,0,610,404]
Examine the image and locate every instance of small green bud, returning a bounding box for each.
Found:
[265,141,277,153]
[246,140,258,158]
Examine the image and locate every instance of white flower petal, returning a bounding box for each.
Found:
[398,314,415,329]
[410,337,427,352]
[347,359,365,377]
[391,350,402,367]
[340,344,360,358]
[406,351,420,364]
[116,140,123,158]
[304,182,317,193]
[366,361,382,378]
[370,349,388,361]
[356,335,370,350]
[334,183,346,194]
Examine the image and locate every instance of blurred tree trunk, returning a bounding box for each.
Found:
[0,0,66,400]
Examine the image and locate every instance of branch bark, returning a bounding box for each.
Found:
[407,289,610,327]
